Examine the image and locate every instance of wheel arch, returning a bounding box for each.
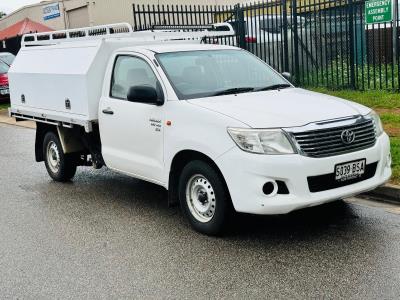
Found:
[35,123,57,162]
[167,149,231,207]
[35,123,85,162]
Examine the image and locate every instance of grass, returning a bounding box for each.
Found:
[0,102,10,110]
[311,88,400,185]
[311,88,400,109]
[391,138,400,184]
[380,113,400,125]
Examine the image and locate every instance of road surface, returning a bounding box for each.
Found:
[1,123,399,299]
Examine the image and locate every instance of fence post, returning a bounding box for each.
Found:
[132,4,138,31]
[282,0,290,72]
[292,0,300,84]
[235,4,246,50]
[393,0,398,73]
[396,0,400,90]
[348,0,356,89]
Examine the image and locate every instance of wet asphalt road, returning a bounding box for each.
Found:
[0,123,400,299]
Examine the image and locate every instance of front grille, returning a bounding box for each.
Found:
[290,119,376,158]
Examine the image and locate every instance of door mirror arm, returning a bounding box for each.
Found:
[155,97,164,106]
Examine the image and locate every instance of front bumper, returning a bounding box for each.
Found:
[216,133,391,215]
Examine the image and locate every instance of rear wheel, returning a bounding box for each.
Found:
[43,131,77,182]
[179,160,232,235]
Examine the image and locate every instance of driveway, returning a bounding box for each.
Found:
[0,123,399,299]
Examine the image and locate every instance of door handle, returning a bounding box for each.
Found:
[102,108,114,115]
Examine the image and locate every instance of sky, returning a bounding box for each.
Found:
[1,0,42,14]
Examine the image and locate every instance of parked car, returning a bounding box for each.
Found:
[245,15,306,42]
[0,60,10,101]
[0,52,16,66]
[219,15,310,70]
[9,23,391,235]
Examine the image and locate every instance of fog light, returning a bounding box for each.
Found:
[263,181,278,196]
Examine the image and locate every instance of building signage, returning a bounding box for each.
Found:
[365,0,393,24]
[43,2,61,21]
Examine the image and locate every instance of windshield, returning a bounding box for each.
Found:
[0,54,15,66]
[259,16,306,33]
[0,60,9,74]
[156,50,289,100]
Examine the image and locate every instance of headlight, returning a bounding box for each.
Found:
[367,110,383,137]
[227,128,296,154]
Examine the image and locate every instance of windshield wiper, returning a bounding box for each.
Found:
[255,83,291,91]
[213,87,255,96]
[0,59,10,67]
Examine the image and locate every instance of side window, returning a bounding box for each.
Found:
[259,17,281,34]
[111,55,158,99]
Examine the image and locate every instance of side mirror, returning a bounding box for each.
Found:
[281,72,291,82]
[127,85,164,106]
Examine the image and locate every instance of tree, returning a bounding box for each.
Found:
[0,11,6,18]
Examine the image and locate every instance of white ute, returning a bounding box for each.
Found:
[9,23,391,235]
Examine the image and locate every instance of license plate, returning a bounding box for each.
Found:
[0,89,9,95]
[335,159,366,181]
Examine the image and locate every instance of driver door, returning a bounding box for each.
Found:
[99,54,165,184]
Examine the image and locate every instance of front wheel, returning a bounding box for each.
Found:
[179,160,232,235]
[43,131,77,182]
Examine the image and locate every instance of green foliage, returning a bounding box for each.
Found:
[300,58,400,91]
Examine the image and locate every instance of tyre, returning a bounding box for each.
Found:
[43,131,77,182]
[179,160,232,235]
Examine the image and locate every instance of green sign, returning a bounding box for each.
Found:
[365,0,393,24]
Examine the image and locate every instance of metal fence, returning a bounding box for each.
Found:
[133,0,400,91]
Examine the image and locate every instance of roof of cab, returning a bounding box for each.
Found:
[116,43,240,54]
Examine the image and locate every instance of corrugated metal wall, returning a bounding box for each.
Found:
[91,0,241,26]
[0,0,242,31]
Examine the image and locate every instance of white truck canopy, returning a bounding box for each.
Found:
[10,39,110,127]
[9,23,234,131]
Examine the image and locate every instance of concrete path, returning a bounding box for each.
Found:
[0,109,35,129]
